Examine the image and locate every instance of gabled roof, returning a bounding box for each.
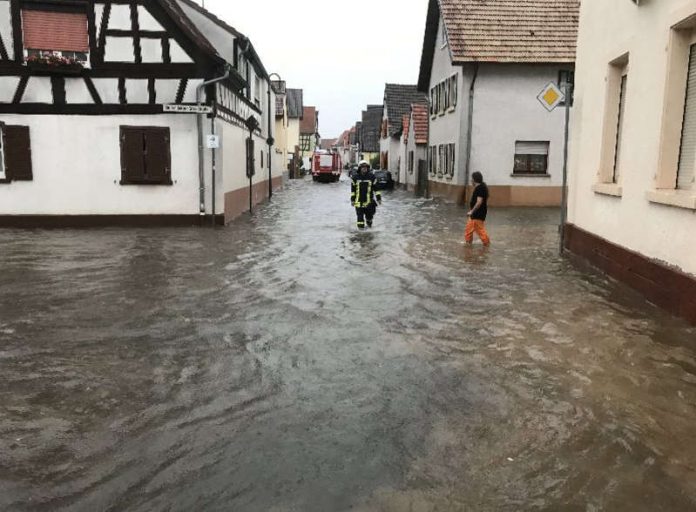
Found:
[176,0,269,78]
[384,84,428,138]
[361,105,383,153]
[411,104,429,144]
[301,106,318,134]
[287,89,304,119]
[320,139,337,150]
[419,0,579,90]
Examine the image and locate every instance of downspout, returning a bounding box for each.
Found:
[463,63,479,205]
[196,69,230,223]
[267,82,273,201]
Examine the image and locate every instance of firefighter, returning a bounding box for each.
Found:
[351,160,382,229]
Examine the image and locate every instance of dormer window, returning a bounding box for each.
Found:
[22,9,89,65]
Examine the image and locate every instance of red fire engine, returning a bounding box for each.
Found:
[311,150,342,183]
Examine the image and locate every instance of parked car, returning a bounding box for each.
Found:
[373,170,394,190]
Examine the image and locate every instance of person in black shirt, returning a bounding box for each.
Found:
[351,160,382,229]
[465,171,491,246]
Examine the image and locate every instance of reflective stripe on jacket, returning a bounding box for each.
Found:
[351,172,382,207]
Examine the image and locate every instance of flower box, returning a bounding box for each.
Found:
[25,55,84,75]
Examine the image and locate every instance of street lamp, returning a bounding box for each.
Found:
[267,72,283,201]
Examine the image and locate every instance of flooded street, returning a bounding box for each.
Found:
[1,176,695,511]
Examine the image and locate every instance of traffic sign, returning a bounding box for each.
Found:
[206,135,220,149]
[537,83,565,112]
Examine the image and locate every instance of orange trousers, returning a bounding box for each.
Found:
[465,219,490,246]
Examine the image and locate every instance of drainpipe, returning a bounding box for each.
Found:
[196,69,230,223]
[463,63,479,204]
[266,82,274,201]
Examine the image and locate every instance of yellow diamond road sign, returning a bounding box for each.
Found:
[537,82,565,112]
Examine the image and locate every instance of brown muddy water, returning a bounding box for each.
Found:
[1,176,695,512]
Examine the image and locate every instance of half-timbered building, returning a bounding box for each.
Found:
[0,0,280,225]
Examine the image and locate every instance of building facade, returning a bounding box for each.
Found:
[566,0,696,324]
[417,0,579,205]
[380,83,427,179]
[401,103,429,192]
[0,0,282,225]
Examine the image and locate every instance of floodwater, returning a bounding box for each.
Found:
[1,176,695,512]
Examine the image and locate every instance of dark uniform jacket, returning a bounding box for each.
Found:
[351,171,382,208]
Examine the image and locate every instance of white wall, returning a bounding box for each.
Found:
[428,16,466,186]
[568,0,696,276]
[0,114,201,215]
[471,64,568,188]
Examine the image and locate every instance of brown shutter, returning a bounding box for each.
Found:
[3,125,33,181]
[120,127,145,183]
[144,128,171,183]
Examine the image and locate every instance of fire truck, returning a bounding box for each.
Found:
[311,150,342,183]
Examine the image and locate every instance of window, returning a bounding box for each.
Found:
[613,74,628,184]
[514,141,549,175]
[408,151,415,174]
[254,76,261,108]
[120,127,172,185]
[431,74,458,116]
[597,55,629,188]
[445,143,456,178]
[677,44,696,191]
[430,87,436,116]
[260,150,264,169]
[22,9,89,64]
[558,69,575,107]
[429,146,436,175]
[0,124,33,182]
[437,145,444,176]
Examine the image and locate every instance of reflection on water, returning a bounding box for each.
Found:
[0,178,695,512]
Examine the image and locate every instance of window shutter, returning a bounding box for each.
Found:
[678,44,696,191]
[120,127,145,183]
[3,126,33,181]
[144,128,171,183]
[22,10,89,52]
[452,75,458,108]
[515,141,549,155]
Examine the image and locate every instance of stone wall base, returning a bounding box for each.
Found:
[224,176,283,223]
[565,224,696,325]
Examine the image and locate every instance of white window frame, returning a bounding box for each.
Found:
[0,123,6,181]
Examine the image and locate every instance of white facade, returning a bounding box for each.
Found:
[567,0,696,277]
[0,114,201,215]
[403,115,427,191]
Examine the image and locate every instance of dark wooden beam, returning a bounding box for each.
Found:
[10,0,23,62]
[118,76,126,104]
[0,33,9,61]
[86,0,98,68]
[0,104,165,115]
[97,1,112,64]
[84,76,103,104]
[129,1,142,64]
[51,75,66,105]
[0,63,206,79]
[161,36,171,64]
[12,76,28,103]
[175,78,188,104]
[148,77,156,104]
[106,29,168,39]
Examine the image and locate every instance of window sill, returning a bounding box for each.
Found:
[120,180,174,186]
[646,189,696,210]
[593,182,623,197]
[510,173,551,178]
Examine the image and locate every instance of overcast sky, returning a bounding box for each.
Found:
[199,0,429,138]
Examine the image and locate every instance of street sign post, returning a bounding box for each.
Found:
[537,81,572,255]
[163,104,213,114]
